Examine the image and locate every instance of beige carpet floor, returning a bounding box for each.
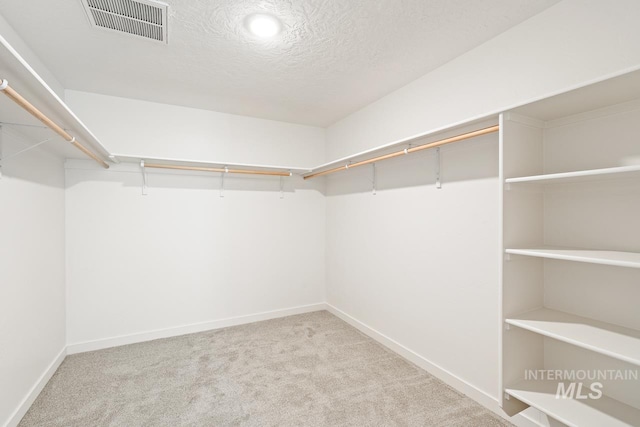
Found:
[20,311,512,426]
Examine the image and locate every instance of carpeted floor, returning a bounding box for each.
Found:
[20,311,512,426]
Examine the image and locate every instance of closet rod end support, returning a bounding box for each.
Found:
[0,79,8,91]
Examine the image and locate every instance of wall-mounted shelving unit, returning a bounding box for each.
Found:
[114,154,310,176]
[304,117,498,179]
[0,34,111,164]
[500,70,640,426]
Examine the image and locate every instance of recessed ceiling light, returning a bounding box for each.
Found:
[245,14,281,38]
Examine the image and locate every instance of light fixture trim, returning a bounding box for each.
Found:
[245,13,282,38]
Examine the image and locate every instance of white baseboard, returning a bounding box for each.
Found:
[67,303,327,354]
[325,304,540,427]
[3,347,66,427]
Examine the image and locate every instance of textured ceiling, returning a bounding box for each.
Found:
[0,0,560,126]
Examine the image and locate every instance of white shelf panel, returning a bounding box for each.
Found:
[505,164,640,185]
[506,308,640,366]
[506,380,640,427]
[506,248,640,269]
[309,117,498,174]
[113,154,311,174]
[0,34,111,161]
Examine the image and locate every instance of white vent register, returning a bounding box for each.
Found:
[81,0,168,43]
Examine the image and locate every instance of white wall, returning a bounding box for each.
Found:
[326,0,640,160]
[64,94,327,348]
[65,90,325,168]
[323,0,640,420]
[0,128,66,427]
[65,163,326,347]
[325,126,502,402]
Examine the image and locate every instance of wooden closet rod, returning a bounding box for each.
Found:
[0,78,109,168]
[144,163,292,177]
[303,124,499,180]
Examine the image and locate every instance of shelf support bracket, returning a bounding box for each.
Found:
[140,160,148,196]
[0,121,50,130]
[372,163,377,195]
[435,147,442,189]
[280,175,284,199]
[220,166,228,198]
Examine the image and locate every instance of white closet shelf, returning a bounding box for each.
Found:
[113,154,311,174]
[505,248,640,269]
[0,34,111,162]
[505,164,640,185]
[308,117,498,175]
[506,308,640,366]
[506,380,640,427]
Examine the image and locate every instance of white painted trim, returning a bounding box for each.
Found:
[3,347,66,427]
[67,303,327,354]
[325,303,539,427]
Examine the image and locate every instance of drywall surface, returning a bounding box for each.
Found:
[0,129,66,427]
[64,90,327,345]
[64,90,325,168]
[65,161,326,346]
[326,0,640,160]
[325,129,501,400]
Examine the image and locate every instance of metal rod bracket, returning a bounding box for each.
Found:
[220,167,227,198]
[140,160,148,195]
[435,147,442,189]
[280,176,284,199]
[372,163,377,195]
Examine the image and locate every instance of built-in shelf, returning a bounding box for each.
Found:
[506,380,640,427]
[506,308,640,366]
[309,117,498,175]
[0,33,111,161]
[505,248,640,269]
[505,164,640,185]
[113,154,311,175]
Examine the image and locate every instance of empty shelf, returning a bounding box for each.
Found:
[505,164,640,185]
[506,308,640,366]
[506,380,640,427]
[505,248,640,269]
[113,154,311,175]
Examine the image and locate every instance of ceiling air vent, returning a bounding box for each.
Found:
[81,0,168,43]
